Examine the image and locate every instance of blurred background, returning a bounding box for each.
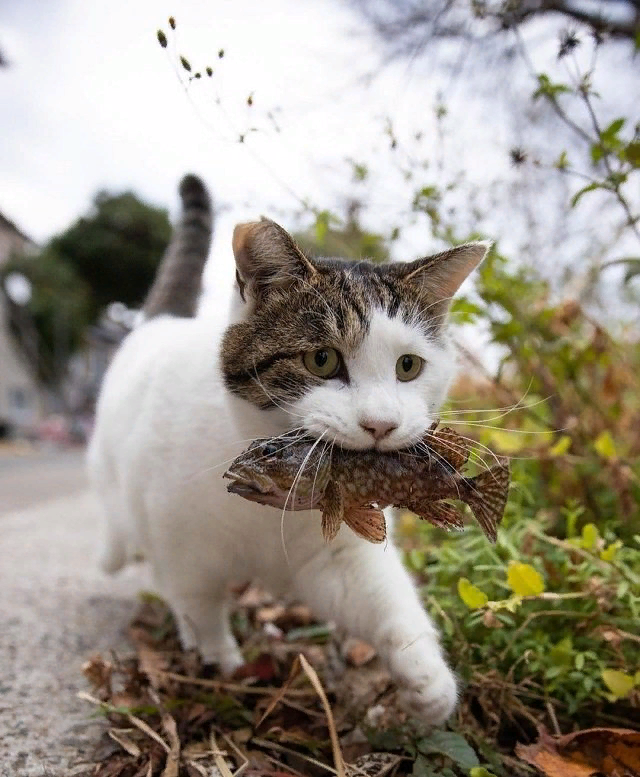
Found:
[1,0,639,767]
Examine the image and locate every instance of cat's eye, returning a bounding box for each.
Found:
[396,354,423,382]
[303,348,341,379]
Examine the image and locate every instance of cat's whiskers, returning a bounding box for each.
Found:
[184,427,307,483]
[248,363,307,419]
[412,441,466,502]
[279,432,328,567]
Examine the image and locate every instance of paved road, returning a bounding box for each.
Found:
[0,445,151,776]
[0,445,88,514]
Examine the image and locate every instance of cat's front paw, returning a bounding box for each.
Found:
[389,648,457,725]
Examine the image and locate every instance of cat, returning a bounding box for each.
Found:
[88,173,490,725]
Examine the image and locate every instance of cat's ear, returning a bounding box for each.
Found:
[232,218,316,302]
[392,241,491,321]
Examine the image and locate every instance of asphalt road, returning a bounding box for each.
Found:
[0,445,151,776]
[0,445,88,514]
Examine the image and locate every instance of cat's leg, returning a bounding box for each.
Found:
[292,537,457,725]
[156,575,244,675]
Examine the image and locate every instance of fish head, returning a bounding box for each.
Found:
[224,435,332,510]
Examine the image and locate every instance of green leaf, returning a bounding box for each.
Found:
[550,636,573,667]
[470,769,498,777]
[533,73,571,100]
[602,669,635,699]
[555,151,569,170]
[591,144,604,164]
[417,731,480,770]
[571,182,601,207]
[408,549,425,571]
[506,561,545,596]
[549,435,571,456]
[581,522,599,550]
[600,540,622,562]
[450,297,485,324]
[600,118,625,143]
[458,578,488,609]
[594,430,616,459]
[625,142,640,167]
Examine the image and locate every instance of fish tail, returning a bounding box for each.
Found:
[463,459,510,543]
[407,500,465,532]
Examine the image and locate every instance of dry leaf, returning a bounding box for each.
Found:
[343,638,376,667]
[256,604,286,623]
[160,713,181,777]
[82,654,113,696]
[516,726,640,777]
[108,728,142,758]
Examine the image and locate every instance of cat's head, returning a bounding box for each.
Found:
[221,219,489,451]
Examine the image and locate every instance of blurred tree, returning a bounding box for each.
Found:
[351,0,640,57]
[50,190,171,321]
[294,201,391,262]
[2,189,171,389]
[3,251,91,388]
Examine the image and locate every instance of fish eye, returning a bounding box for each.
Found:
[261,443,280,456]
[303,348,341,379]
[396,354,423,382]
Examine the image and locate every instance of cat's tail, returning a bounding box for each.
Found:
[142,173,214,320]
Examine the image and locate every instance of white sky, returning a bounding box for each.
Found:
[0,0,504,290]
[1,0,638,308]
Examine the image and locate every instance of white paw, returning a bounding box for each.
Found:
[389,648,458,725]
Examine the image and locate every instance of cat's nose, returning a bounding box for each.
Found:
[359,418,398,440]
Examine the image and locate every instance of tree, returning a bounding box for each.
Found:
[294,201,391,263]
[351,0,640,59]
[3,251,91,388]
[50,190,172,321]
[2,190,171,388]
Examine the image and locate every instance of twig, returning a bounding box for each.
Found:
[77,691,170,753]
[546,700,561,736]
[252,737,337,774]
[158,669,316,696]
[299,654,346,777]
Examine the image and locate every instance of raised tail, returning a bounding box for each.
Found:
[143,173,214,319]
[463,459,510,542]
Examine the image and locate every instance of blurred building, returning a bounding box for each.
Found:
[0,212,43,437]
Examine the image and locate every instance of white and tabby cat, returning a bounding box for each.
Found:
[88,174,490,724]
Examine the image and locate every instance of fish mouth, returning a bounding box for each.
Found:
[225,471,322,511]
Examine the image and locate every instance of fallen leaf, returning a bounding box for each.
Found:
[82,654,113,696]
[233,653,278,682]
[160,713,181,777]
[347,752,403,776]
[256,605,287,623]
[343,638,376,667]
[516,726,640,777]
[107,728,141,758]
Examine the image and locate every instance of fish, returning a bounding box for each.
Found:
[223,423,510,544]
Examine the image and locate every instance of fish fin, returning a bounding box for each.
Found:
[321,481,343,543]
[407,500,465,532]
[464,459,510,542]
[424,426,471,470]
[343,505,387,544]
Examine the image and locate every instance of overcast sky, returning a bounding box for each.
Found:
[0,0,509,290]
[1,0,638,305]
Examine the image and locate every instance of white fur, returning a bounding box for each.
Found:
[88,289,459,724]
